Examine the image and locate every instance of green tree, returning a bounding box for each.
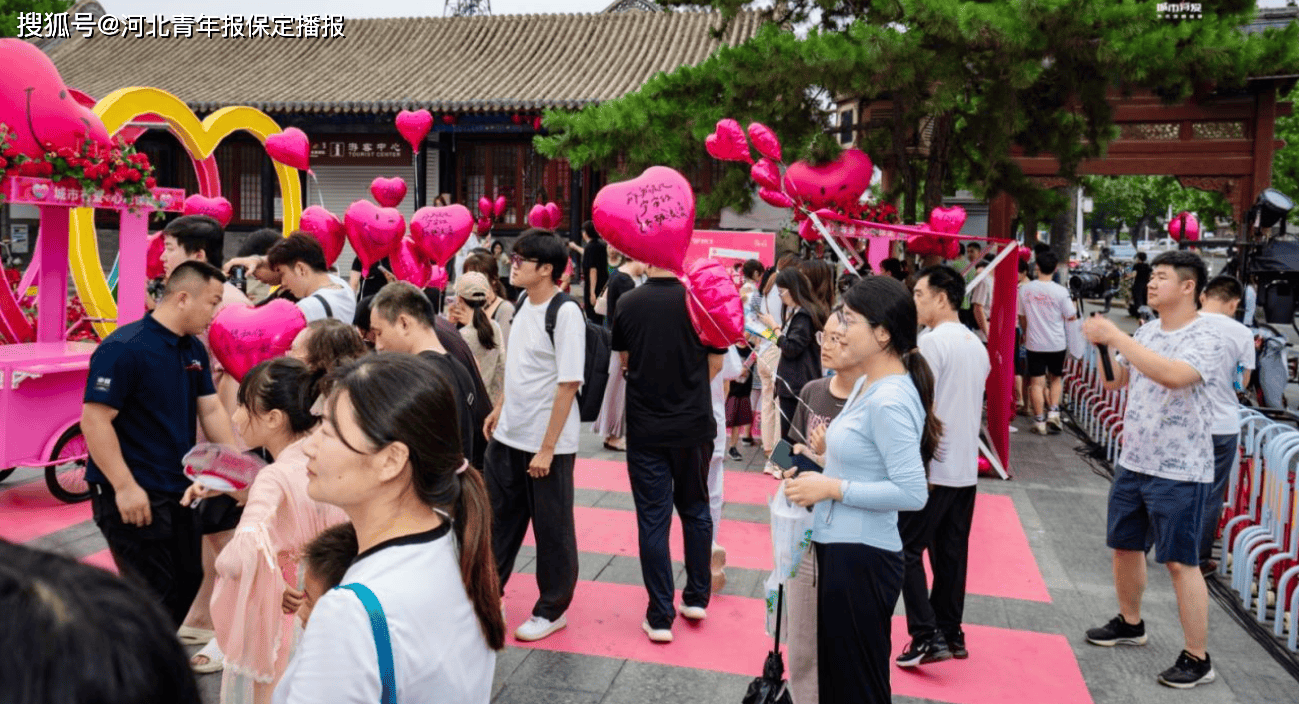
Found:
[1274,83,1299,226]
[1,0,75,38]
[537,1,1298,263]
[1082,175,1234,244]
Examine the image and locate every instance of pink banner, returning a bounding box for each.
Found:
[684,230,776,271]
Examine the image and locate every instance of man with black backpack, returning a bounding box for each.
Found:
[483,229,584,643]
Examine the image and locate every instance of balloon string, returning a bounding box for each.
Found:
[307,171,325,208]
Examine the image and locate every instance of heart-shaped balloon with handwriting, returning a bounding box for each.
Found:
[370,177,407,209]
[685,258,744,348]
[299,205,345,267]
[927,205,967,234]
[389,236,432,287]
[782,148,873,211]
[208,299,307,383]
[396,109,432,149]
[410,204,474,266]
[344,200,406,276]
[704,119,753,164]
[265,127,310,172]
[182,194,233,227]
[746,122,782,162]
[592,166,695,275]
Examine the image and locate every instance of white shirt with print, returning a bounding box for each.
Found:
[493,292,586,454]
[1200,312,1255,436]
[1017,279,1074,352]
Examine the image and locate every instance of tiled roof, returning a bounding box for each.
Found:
[44,10,763,114]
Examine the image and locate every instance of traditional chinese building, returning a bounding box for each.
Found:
[12,2,761,271]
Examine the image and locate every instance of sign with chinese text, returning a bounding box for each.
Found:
[310,135,409,166]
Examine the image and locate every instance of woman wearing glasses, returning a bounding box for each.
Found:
[783,276,939,704]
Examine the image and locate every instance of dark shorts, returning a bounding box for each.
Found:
[196,493,243,534]
[1107,465,1209,565]
[1025,349,1066,378]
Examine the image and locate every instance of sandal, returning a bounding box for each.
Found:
[191,638,224,674]
[177,625,215,645]
[603,440,626,452]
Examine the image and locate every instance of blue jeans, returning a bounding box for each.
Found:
[1108,465,1209,566]
[625,442,714,629]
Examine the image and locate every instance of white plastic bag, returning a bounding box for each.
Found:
[764,483,814,636]
[1065,316,1086,360]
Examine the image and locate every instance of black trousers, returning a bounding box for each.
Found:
[625,442,714,629]
[484,439,579,621]
[90,482,204,629]
[815,541,904,704]
[898,485,977,639]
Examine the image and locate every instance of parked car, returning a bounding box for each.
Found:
[1106,243,1137,261]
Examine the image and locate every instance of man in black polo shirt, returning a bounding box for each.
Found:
[81,261,238,628]
[612,264,725,643]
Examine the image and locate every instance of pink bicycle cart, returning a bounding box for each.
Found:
[0,176,182,502]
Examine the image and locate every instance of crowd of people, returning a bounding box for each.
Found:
[1,210,1252,702]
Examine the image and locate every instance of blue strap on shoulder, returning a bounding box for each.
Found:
[336,583,397,704]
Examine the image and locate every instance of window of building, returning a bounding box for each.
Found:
[459,141,572,231]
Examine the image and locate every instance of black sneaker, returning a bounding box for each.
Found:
[1085,614,1147,646]
[741,437,757,446]
[945,629,968,659]
[895,635,953,667]
[1158,650,1215,689]
[727,446,743,461]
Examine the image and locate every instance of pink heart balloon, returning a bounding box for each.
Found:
[1168,211,1199,241]
[369,177,407,209]
[409,204,474,266]
[344,200,406,276]
[782,148,874,212]
[389,236,432,287]
[264,127,310,171]
[758,188,795,209]
[544,202,562,229]
[527,203,550,229]
[299,205,345,267]
[797,218,821,243]
[1018,245,1034,262]
[479,196,494,219]
[208,300,307,383]
[592,165,695,275]
[685,258,744,348]
[182,194,233,228]
[0,39,112,159]
[928,205,967,234]
[494,196,507,218]
[477,216,492,233]
[746,122,782,162]
[146,232,166,279]
[704,118,753,164]
[906,234,944,258]
[426,265,449,291]
[944,237,961,260]
[750,159,781,190]
[396,109,433,149]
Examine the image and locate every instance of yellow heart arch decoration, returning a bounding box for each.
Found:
[71,87,303,338]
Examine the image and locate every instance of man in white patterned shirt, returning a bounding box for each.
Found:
[1081,251,1223,689]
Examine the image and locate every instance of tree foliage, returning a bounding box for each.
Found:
[1081,175,1234,243]
[1,0,75,38]
[1274,83,1299,227]
[536,0,1299,238]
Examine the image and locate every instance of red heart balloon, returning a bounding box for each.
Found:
[369,177,408,209]
[797,218,821,243]
[746,122,782,162]
[479,196,494,219]
[0,39,112,159]
[1168,211,1199,241]
[146,232,166,279]
[493,196,507,218]
[750,159,781,190]
[782,148,873,212]
[410,204,474,266]
[208,300,307,383]
[544,202,562,229]
[758,188,794,209]
[426,265,449,291]
[685,258,744,348]
[182,194,233,227]
[527,204,550,230]
[396,109,432,149]
[928,205,967,234]
[264,127,310,171]
[591,166,695,275]
[477,216,492,234]
[344,200,406,276]
[704,119,753,164]
[390,236,432,287]
[299,205,345,267]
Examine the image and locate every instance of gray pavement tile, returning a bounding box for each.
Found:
[491,684,605,704]
[493,647,533,699]
[504,649,625,693]
[599,660,751,704]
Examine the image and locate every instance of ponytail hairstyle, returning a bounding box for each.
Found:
[840,276,944,471]
[323,353,505,649]
[236,357,320,434]
[464,300,498,351]
[454,271,498,351]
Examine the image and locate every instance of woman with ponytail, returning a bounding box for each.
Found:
[184,358,348,704]
[449,272,504,406]
[782,276,938,704]
[275,353,504,704]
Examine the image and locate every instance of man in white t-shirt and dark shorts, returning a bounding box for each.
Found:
[483,230,585,643]
[1082,251,1224,689]
[1018,251,1076,435]
[1196,275,1254,573]
[896,266,991,667]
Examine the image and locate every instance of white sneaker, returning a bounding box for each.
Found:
[514,614,567,642]
[1046,412,1063,431]
[711,543,728,592]
[679,603,707,620]
[642,620,673,643]
[1008,425,1018,433]
[1031,421,1049,436]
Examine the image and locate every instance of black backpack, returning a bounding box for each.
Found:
[523,292,611,423]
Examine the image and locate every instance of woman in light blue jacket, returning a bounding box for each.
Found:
[785,275,940,704]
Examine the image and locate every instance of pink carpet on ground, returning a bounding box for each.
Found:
[577,458,777,506]
[504,575,1093,704]
[82,549,118,574]
[0,480,91,543]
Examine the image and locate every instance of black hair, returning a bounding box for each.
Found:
[489,240,505,256]
[966,241,983,253]
[354,294,375,334]
[840,277,943,471]
[462,298,499,351]
[798,259,836,313]
[838,271,861,296]
[162,259,226,298]
[742,259,765,282]
[302,522,358,591]
[1204,274,1244,303]
[1035,251,1059,276]
[463,252,507,299]
[1033,242,1051,255]
[1018,259,1029,275]
[1135,251,1147,262]
[917,265,965,311]
[238,228,283,258]
[880,257,906,281]
[1151,250,1208,300]
[322,354,505,650]
[0,541,201,703]
[512,229,569,284]
[237,357,320,434]
[266,232,328,273]
[372,281,437,330]
[773,267,828,331]
[164,214,225,267]
[582,220,600,240]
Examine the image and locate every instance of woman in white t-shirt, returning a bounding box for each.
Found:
[274,354,505,704]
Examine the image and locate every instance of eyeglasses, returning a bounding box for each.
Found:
[816,331,846,347]
[510,254,539,268]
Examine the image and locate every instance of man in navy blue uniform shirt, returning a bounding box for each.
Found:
[81,260,238,627]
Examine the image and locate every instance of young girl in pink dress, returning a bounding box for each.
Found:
[192,357,348,704]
